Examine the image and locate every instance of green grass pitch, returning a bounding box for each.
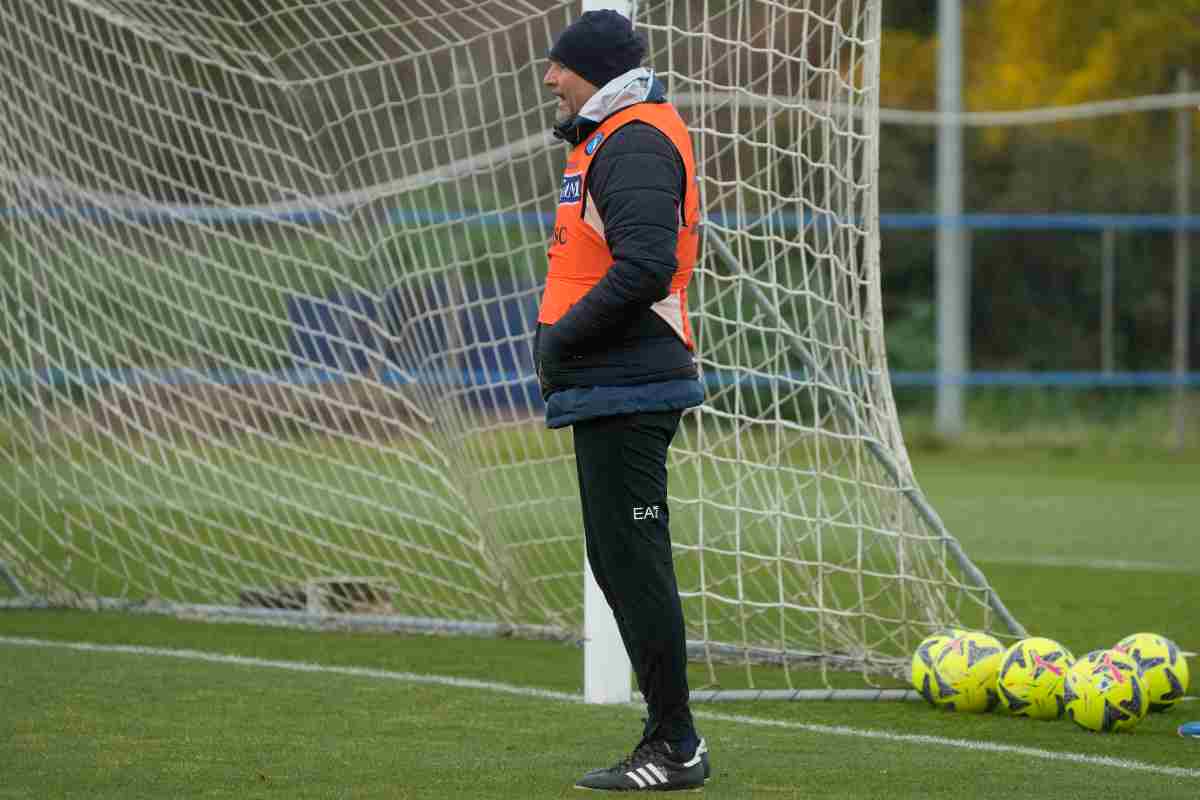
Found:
[2,446,1199,798]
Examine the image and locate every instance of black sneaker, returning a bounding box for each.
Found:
[575,737,710,792]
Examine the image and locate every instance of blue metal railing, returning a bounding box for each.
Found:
[3,366,1199,391]
[5,205,1200,231]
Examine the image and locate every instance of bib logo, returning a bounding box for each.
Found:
[585,131,605,155]
[632,505,661,521]
[559,173,582,204]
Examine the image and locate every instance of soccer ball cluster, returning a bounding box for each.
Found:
[910,629,1190,734]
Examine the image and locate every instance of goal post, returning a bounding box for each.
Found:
[0,0,1023,701]
[576,0,634,707]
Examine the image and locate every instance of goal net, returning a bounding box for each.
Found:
[0,0,1022,696]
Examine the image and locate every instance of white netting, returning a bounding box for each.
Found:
[0,0,1018,688]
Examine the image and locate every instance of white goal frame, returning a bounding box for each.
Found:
[0,0,1025,705]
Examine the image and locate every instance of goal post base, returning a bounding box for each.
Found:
[688,688,924,703]
[583,559,633,704]
[0,562,26,598]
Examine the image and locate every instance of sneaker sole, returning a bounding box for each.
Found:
[573,786,705,793]
[573,778,709,792]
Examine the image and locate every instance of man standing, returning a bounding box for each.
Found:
[535,9,710,793]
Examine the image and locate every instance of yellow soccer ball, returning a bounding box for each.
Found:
[1064,648,1147,732]
[932,630,1005,712]
[996,636,1075,720]
[1114,632,1191,713]
[911,631,955,707]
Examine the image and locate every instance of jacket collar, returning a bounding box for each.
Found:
[553,67,667,147]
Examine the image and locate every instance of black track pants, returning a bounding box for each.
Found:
[572,409,695,743]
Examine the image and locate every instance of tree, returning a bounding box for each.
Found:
[876,1,1200,372]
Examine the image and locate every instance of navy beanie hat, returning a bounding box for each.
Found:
[549,10,647,89]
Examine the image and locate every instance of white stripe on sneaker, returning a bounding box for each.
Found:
[637,766,660,786]
[646,763,668,783]
[626,770,647,788]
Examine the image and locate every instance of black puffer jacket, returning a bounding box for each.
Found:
[536,78,703,428]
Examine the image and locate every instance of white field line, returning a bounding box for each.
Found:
[695,710,1200,780]
[2,636,1198,781]
[0,635,577,703]
[977,553,1200,574]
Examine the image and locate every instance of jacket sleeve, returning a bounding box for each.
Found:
[540,121,684,357]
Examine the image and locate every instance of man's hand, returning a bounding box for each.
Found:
[536,324,566,399]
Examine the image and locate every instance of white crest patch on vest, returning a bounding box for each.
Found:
[559,172,582,204]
